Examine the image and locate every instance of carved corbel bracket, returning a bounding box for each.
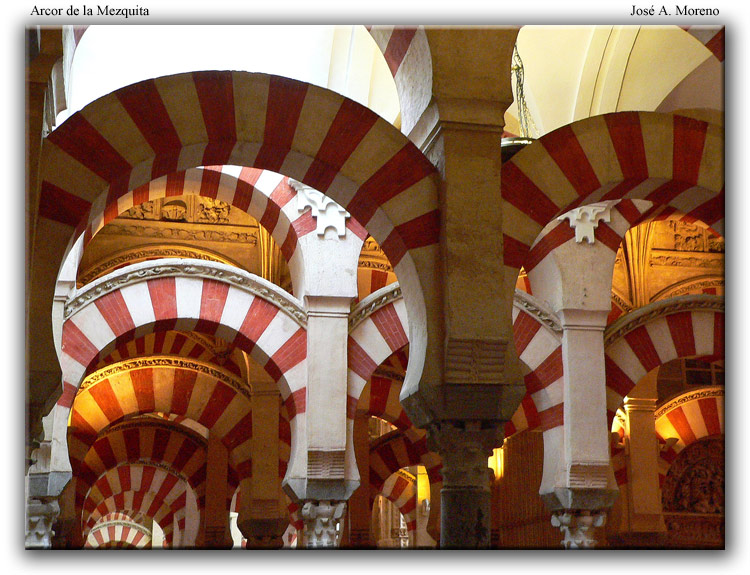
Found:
[557,201,619,244]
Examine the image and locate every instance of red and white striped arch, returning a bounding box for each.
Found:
[83,466,195,545]
[348,288,410,417]
[85,514,153,549]
[379,470,418,539]
[93,330,244,378]
[505,297,564,437]
[59,261,307,416]
[502,112,724,301]
[42,71,439,406]
[69,360,253,482]
[656,387,724,487]
[604,296,724,423]
[369,430,442,501]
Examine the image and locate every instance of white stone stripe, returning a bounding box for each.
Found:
[282,361,306,397]
[393,298,409,337]
[255,313,300,358]
[607,338,647,386]
[681,400,709,440]
[691,311,716,356]
[218,286,255,337]
[69,304,116,353]
[347,370,368,404]
[645,318,678,364]
[119,282,156,331]
[532,378,563,413]
[350,317,392,367]
[519,330,559,371]
[174,276,204,320]
[666,185,711,217]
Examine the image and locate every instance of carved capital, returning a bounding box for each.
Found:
[550,510,607,549]
[26,497,60,549]
[300,500,347,548]
[290,180,350,238]
[557,201,618,244]
[426,421,498,489]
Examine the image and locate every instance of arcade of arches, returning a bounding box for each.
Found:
[25,24,724,549]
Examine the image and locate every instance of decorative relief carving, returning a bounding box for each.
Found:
[196,198,231,224]
[654,277,724,301]
[445,338,507,384]
[65,259,306,327]
[121,196,234,225]
[426,421,497,487]
[80,356,252,402]
[307,450,346,480]
[557,201,618,244]
[101,223,258,244]
[603,295,724,348]
[349,283,402,331]
[550,510,606,549]
[78,246,232,286]
[300,500,347,548]
[649,254,723,269]
[359,237,393,272]
[662,437,724,515]
[513,290,563,333]
[290,179,350,238]
[610,290,634,313]
[26,498,60,549]
[567,462,610,489]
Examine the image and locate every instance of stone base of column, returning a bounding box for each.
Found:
[441,487,492,549]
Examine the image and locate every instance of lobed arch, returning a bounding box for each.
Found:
[604,295,724,425]
[41,69,440,409]
[69,358,254,482]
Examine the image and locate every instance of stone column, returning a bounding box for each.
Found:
[300,500,347,548]
[542,308,618,548]
[427,421,499,548]
[200,434,232,548]
[615,370,667,545]
[345,413,372,547]
[238,382,287,549]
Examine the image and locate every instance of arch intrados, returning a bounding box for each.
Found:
[84,493,178,543]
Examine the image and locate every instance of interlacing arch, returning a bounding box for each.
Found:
[502,111,723,304]
[42,70,440,404]
[603,294,724,425]
[379,469,419,540]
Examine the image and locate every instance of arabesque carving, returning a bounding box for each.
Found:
[349,283,403,331]
[513,290,563,333]
[662,437,724,515]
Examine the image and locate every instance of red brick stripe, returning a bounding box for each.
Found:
[94,290,135,339]
[383,27,417,76]
[525,222,575,272]
[513,311,542,355]
[198,383,237,428]
[666,312,697,357]
[605,112,649,180]
[624,326,662,372]
[88,379,124,423]
[38,182,92,227]
[303,98,379,193]
[698,398,722,436]
[371,305,408,352]
[705,28,725,62]
[673,115,708,185]
[348,337,379,381]
[254,76,309,172]
[666,407,697,445]
[130,368,155,413]
[502,162,562,227]
[46,113,132,181]
[540,125,601,195]
[604,355,636,398]
[193,71,237,166]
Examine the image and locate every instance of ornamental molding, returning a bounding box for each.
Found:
[101,222,259,244]
[610,290,634,313]
[372,366,405,383]
[557,201,618,244]
[78,245,235,286]
[604,294,724,349]
[513,290,563,334]
[90,520,152,538]
[651,276,724,301]
[65,258,306,327]
[290,179,350,238]
[80,356,252,402]
[655,386,724,420]
[349,282,403,332]
[650,253,724,269]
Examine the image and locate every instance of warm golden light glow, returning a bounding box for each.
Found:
[488,446,505,480]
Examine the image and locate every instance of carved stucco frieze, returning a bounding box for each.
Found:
[101,222,258,244]
[65,259,306,327]
[654,387,724,420]
[557,201,618,244]
[290,179,350,238]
